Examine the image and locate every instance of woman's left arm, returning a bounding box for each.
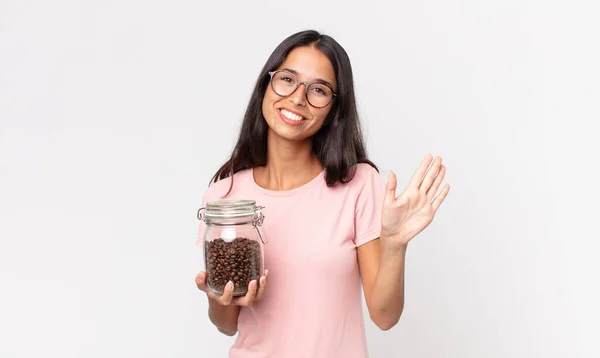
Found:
[358,237,407,331]
[359,155,450,330]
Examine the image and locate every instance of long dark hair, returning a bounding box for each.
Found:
[211,30,377,193]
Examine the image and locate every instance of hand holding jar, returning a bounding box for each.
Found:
[195,269,269,306]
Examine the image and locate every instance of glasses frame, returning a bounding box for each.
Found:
[268,70,337,108]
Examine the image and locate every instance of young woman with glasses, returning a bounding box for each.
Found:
[195,29,450,358]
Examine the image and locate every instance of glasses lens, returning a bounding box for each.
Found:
[306,84,333,108]
[272,71,297,97]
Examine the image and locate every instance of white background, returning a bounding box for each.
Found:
[1,0,598,357]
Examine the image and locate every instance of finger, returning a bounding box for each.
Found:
[384,171,397,206]
[218,281,234,305]
[432,184,450,211]
[197,273,225,303]
[427,165,446,200]
[420,156,442,193]
[235,280,258,306]
[255,270,269,301]
[408,154,434,188]
[195,272,209,292]
[205,290,221,303]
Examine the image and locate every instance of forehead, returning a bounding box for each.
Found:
[277,46,336,87]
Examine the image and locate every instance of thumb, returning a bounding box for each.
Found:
[384,170,397,205]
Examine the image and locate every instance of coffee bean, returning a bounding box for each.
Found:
[205,237,262,296]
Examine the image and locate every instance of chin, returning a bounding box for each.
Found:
[268,127,312,142]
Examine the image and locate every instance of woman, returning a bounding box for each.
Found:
[195,30,449,358]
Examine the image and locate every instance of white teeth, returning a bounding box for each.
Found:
[281,109,303,121]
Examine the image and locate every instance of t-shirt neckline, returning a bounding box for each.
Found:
[247,167,326,197]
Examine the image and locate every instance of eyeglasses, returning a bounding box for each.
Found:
[268,70,337,108]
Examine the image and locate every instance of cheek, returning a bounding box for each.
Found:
[312,108,332,124]
[261,92,277,117]
[265,89,282,107]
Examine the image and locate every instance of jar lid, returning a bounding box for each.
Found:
[204,199,257,218]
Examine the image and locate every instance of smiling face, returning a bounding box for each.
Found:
[261,46,337,142]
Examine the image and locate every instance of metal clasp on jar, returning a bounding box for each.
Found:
[197,207,205,222]
[253,206,268,244]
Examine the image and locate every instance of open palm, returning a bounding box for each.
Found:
[381,154,450,246]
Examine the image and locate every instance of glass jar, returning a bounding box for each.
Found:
[197,200,268,297]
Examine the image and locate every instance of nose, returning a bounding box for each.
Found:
[288,83,307,106]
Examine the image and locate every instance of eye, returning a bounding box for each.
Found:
[310,85,330,97]
[274,72,297,88]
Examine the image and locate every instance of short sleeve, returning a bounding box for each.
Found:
[353,165,386,247]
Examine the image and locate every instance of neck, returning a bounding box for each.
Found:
[254,131,323,191]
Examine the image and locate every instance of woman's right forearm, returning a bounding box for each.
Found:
[208,299,240,336]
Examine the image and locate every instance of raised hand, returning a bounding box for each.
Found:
[195,270,268,307]
[381,154,450,247]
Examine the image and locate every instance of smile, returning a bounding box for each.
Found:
[279,109,305,121]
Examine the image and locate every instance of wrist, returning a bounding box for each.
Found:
[380,233,410,251]
[379,243,407,268]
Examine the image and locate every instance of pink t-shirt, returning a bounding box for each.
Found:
[197,163,385,358]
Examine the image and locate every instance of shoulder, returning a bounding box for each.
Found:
[346,163,384,191]
[331,163,385,202]
[352,162,381,180]
[201,168,252,202]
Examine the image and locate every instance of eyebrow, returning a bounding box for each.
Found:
[280,68,336,90]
